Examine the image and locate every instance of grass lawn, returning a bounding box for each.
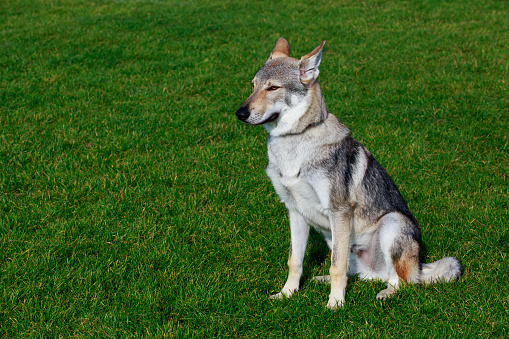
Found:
[1,0,508,337]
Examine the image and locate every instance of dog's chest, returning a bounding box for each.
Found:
[266,140,330,228]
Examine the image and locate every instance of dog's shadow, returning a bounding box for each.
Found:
[302,229,331,282]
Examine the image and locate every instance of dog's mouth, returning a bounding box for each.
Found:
[258,112,279,125]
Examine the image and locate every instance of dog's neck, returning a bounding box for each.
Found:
[264,82,328,137]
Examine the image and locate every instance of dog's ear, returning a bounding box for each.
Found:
[299,41,325,84]
[268,37,290,61]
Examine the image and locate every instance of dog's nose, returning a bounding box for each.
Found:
[235,107,250,122]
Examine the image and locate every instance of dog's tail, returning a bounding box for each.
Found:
[420,257,462,284]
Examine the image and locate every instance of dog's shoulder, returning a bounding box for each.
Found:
[319,113,351,144]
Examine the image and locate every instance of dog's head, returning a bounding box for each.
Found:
[235,38,325,128]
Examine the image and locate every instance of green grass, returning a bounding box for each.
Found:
[1,0,508,337]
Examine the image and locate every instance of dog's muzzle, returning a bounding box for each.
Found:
[235,106,250,122]
[235,107,280,125]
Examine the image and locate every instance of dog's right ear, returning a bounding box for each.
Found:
[268,37,290,61]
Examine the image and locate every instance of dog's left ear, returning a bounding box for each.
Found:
[299,41,325,84]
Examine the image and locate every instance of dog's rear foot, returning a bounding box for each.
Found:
[376,286,396,300]
[312,275,331,284]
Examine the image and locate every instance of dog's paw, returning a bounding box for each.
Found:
[325,296,344,310]
[376,286,396,300]
[269,290,294,300]
[312,275,331,284]
[269,292,284,300]
[270,287,297,300]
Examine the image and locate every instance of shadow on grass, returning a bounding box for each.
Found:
[302,229,330,283]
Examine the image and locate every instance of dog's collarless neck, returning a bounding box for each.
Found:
[279,119,325,137]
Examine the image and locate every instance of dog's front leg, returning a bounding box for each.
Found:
[326,209,352,309]
[270,209,310,300]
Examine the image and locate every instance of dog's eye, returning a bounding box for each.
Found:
[267,86,280,91]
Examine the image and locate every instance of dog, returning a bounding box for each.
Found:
[235,37,461,309]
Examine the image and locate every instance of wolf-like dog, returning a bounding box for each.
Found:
[235,37,461,309]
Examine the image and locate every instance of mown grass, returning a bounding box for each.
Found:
[1,0,508,337]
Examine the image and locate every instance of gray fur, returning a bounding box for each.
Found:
[235,38,462,308]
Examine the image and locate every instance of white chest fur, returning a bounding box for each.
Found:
[266,136,331,230]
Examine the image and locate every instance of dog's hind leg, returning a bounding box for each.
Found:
[270,209,310,300]
[376,212,420,300]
